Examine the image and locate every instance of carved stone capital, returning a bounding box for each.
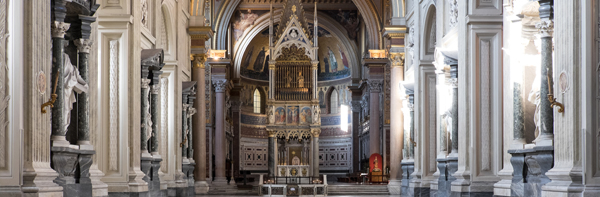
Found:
[448,78,458,88]
[151,84,160,94]
[51,21,70,38]
[536,19,554,38]
[389,53,405,67]
[268,130,277,137]
[368,80,383,92]
[141,78,151,89]
[212,79,228,93]
[407,103,414,112]
[74,39,93,54]
[192,54,206,68]
[311,128,321,138]
[351,101,361,112]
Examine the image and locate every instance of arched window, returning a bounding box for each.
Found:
[253,89,261,113]
[330,90,339,114]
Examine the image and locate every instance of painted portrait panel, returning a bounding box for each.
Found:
[275,107,286,124]
[300,107,312,124]
[287,106,299,124]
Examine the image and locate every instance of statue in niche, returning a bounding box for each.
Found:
[63,53,89,132]
[372,157,381,172]
[528,72,541,138]
[298,71,304,88]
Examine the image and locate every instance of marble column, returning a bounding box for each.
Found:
[449,64,458,156]
[312,129,321,179]
[213,79,228,184]
[388,53,405,195]
[368,80,382,155]
[268,130,276,178]
[192,54,209,193]
[75,38,92,148]
[50,20,70,147]
[350,100,361,172]
[534,0,554,147]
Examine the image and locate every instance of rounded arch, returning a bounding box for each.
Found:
[232,11,361,80]
[161,2,177,59]
[421,3,436,59]
[214,0,382,50]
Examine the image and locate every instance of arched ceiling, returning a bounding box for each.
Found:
[214,0,382,51]
[232,11,360,82]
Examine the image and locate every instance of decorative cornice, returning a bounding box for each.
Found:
[51,21,70,38]
[213,79,228,93]
[536,19,554,38]
[74,38,93,54]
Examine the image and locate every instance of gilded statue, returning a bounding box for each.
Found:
[298,71,304,88]
[372,157,381,172]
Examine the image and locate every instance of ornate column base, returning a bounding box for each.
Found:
[388,180,402,195]
[195,181,210,194]
[400,160,414,196]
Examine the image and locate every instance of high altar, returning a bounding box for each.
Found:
[265,0,321,179]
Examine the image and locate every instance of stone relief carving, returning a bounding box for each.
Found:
[449,0,458,28]
[528,71,541,138]
[63,52,89,133]
[0,0,6,168]
[160,77,168,172]
[407,25,416,67]
[312,105,321,124]
[267,105,275,124]
[109,40,119,171]
[141,0,148,28]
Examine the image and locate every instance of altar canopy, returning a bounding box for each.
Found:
[265,0,322,180]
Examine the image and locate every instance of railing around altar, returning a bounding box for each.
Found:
[277,165,310,177]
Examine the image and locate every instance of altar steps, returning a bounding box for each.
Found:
[327,184,390,196]
[207,184,259,196]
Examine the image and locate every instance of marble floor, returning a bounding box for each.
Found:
[196,196,399,197]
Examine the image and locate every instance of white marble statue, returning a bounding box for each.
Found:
[528,72,541,138]
[63,53,89,132]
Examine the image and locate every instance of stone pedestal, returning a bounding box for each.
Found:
[445,157,458,197]
[509,146,553,197]
[148,157,166,197]
[401,160,415,196]
[433,158,449,197]
[51,146,96,197]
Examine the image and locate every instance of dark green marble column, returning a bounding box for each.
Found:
[75,39,92,147]
[150,70,163,154]
[51,21,70,147]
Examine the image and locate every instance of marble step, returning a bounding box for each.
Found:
[327,185,390,195]
[207,185,259,195]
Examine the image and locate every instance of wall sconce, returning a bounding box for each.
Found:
[209,50,227,59]
[369,50,386,59]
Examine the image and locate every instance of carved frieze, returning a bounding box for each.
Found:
[368,80,383,92]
